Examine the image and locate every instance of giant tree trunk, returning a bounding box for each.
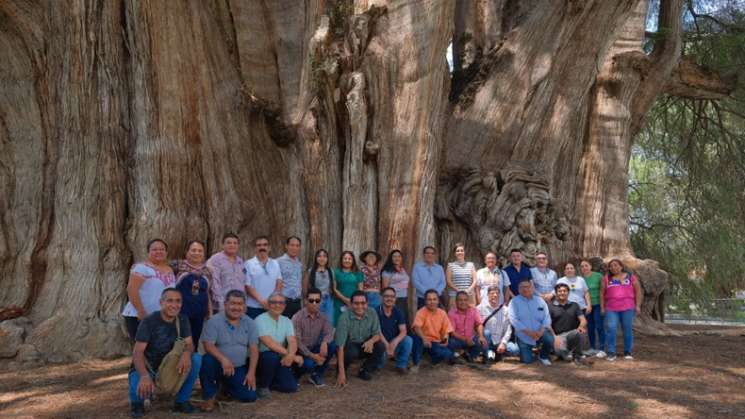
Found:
[0,0,733,363]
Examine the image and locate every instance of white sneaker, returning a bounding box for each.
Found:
[487,350,496,361]
[586,349,598,356]
[607,354,617,362]
[624,354,634,360]
[539,358,552,366]
[595,350,607,359]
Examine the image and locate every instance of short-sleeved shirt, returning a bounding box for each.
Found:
[334,308,381,347]
[334,269,363,298]
[122,263,176,317]
[360,265,382,291]
[291,308,333,357]
[475,267,510,305]
[206,251,245,311]
[413,307,453,343]
[504,264,533,297]
[448,261,475,292]
[448,306,482,340]
[377,306,406,342]
[584,272,603,305]
[548,301,583,335]
[255,312,295,352]
[244,257,282,309]
[605,273,637,312]
[277,253,303,300]
[556,276,589,309]
[382,269,409,298]
[202,312,258,367]
[530,267,558,296]
[308,268,332,296]
[134,311,192,373]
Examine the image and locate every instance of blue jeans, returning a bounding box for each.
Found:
[366,291,381,310]
[320,295,334,324]
[257,351,298,392]
[483,329,519,356]
[605,309,635,355]
[295,341,337,378]
[128,353,201,404]
[586,304,605,350]
[200,353,256,402]
[516,330,554,363]
[246,307,266,319]
[377,335,413,369]
[447,335,485,359]
[411,335,454,365]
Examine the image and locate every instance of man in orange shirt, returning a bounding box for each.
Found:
[411,289,456,370]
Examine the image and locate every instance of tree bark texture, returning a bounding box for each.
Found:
[0,0,733,362]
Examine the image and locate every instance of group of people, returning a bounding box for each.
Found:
[122,235,643,417]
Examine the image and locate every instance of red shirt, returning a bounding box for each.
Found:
[448,306,482,340]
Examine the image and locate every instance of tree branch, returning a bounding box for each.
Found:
[663,58,737,100]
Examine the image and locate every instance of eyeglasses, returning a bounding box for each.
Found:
[352,301,367,305]
[268,300,286,305]
[382,294,396,299]
[307,298,321,304]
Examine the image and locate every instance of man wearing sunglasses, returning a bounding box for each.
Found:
[291,288,336,387]
[335,291,385,386]
[255,293,302,399]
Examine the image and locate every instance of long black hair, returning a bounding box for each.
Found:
[309,249,334,289]
[381,249,404,274]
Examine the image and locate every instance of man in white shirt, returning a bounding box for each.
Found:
[477,285,518,362]
[245,236,283,319]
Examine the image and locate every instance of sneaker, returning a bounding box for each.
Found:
[624,353,634,360]
[308,374,326,387]
[410,364,420,374]
[257,387,272,400]
[607,354,617,362]
[486,350,496,362]
[130,403,145,418]
[357,368,372,381]
[566,354,574,361]
[595,350,607,359]
[586,349,598,356]
[172,401,196,414]
[539,357,552,366]
[573,357,589,367]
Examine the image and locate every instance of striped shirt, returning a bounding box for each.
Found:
[206,251,245,311]
[448,261,475,292]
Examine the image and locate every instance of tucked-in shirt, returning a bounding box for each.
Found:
[448,306,482,340]
[377,305,406,342]
[413,307,453,343]
[291,308,333,357]
[478,301,512,346]
[504,264,533,297]
[134,311,191,373]
[549,301,583,335]
[308,268,332,296]
[206,251,245,311]
[604,273,638,312]
[277,253,303,300]
[412,261,446,298]
[202,312,258,367]
[530,267,558,296]
[244,257,282,309]
[360,265,382,291]
[122,263,176,317]
[334,308,381,347]
[255,312,295,352]
[556,276,589,309]
[584,271,603,305]
[382,268,409,298]
[475,267,510,305]
[448,261,475,293]
[508,294,551,346]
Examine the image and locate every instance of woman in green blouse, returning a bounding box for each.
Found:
[580,259,605,356]
[332,250,363,326]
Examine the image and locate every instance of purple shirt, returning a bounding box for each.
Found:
[206,251,245,311]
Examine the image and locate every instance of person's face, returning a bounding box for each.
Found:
[160,291,182,318]
[425,293,439,310]
[351,296,368,315]
[423,248,436,264]
[609,261,623,275]
[392,252,403,266]
[225,296,246,320]
[148,241,168,264]
[519,281,533,298]
[535,254,548,268]
[382,290,396,308]
[286,238,301,257]
[268,296,286,315]
[564,264,576,277]
[511,252,522,265]
[555,286,569,303]
[456,294,469,311]
[580,261,592,275]
[223,238,239,255]
[485,254,497,268]
[488,290,500,305]
[186,243,205,265]
[341,253,353,269]
[255,239,270,257]
[316,252,328,267]
[306,293,321,314]
[365,253,377,266]
[454,246,465,261]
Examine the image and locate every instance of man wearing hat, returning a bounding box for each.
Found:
[359,250,383,310]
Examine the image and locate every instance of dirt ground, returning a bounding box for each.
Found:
[1,325,744,419]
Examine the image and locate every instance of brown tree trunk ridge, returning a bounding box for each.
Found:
[0,0,734,363]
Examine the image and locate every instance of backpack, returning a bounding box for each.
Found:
[148,317,188,395]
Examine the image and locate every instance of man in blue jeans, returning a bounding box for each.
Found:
[291,288,337,386]
[255,293,303,398]
[128,288,201,417]
[508,279,556,365]
[376,287,413,374]
[199,290,258,412]
[411,289,457,370]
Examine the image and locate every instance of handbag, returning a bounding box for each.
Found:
[148,317,188,395]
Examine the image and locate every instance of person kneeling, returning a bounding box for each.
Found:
[291,288,336,387]
[508,279,556,366]
[478,285,519,362]
[256,293,302,399]
[549,283,589,365]
[447,291,488,362]
[411,289,456,369]
[200,290,258,411]
[335,291,386,386]
[129,288,201,417]
[376,287,413,374]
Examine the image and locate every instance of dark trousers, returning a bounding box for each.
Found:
[282,299,302,319]
[124,316,140,342]
[200,353,256,402]
[447,336,486,359]
[257,351,298,393]
[294,342,337,378]
[188,316,205,349]
[246,307,266,319]
[411,335,454,365]
[343,340,386,372]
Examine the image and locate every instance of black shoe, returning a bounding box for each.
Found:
[447,357,457,366]
[130,403,145,418]
[357,368,372,381]
[173,401,196,414]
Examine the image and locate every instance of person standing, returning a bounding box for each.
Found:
[303,249,335,323]
[475,252,511,307]
[556,263,592,312]
[376,287,413,374]
[335,291,386,385]
[255,293,301,398]
[504,249,532,299]
[446,243,477,308]
[277,236,303,318]
[359,250,383,310]
[174,271,211,350]
[206,233,245,313]
[412,247,446,309]
[332,251,364,326]
[601,259,643,361]
[170,240,214,293]
[381,249,411,326]
[580,259,605,356]
[508,279,555,365]
[530,252,557,303]
[291,288,336,387]
[244,236,283,319]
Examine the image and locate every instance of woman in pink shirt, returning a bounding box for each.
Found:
[600,259,643,361]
